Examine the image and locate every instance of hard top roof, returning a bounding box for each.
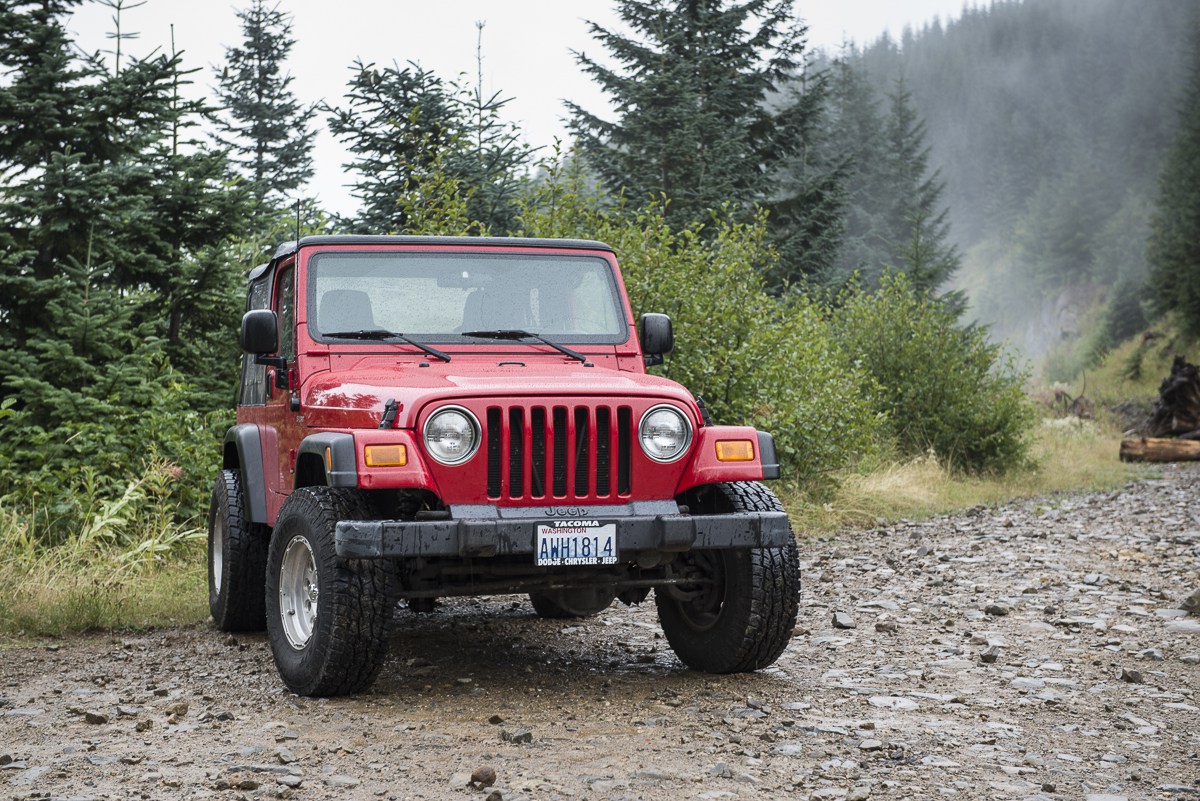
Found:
[270,235,615,262]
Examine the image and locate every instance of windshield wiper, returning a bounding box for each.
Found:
[461,329,588,364]
[323,329,451,362]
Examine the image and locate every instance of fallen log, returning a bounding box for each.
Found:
[1119,436,1200,462]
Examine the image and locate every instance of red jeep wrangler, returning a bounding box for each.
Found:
[208,235,799,696]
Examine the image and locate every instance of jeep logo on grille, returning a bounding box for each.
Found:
[545,506,587,517]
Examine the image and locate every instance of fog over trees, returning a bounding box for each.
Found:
[842,0,1195,369]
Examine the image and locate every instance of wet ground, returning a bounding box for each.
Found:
[3,467,1200,800]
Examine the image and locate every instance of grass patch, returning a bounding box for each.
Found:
[0,459,211,639]
[1085,317,1197,409]
[0,546,208,639]
[788,416,1139,532]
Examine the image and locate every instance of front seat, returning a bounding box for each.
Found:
[461,286,530,331]
[318,289,375,333]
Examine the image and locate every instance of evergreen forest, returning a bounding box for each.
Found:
[849,0,1195,369]
[0,0,1196,566]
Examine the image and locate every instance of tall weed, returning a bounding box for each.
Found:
[1,458,203,574]
[0,458,205,634]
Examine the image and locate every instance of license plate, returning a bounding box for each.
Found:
[535,521,617,566]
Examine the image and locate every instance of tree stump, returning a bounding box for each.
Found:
[1145,355,1200,437]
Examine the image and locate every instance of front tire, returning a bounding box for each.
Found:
[265,487,393,697]
[208,469,268,632]
[655,482,800,673]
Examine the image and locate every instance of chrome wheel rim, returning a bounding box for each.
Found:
[279,535,319,649]
[211,517,225,594]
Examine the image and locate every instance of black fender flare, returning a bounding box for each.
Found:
[223,424,269,525]
[296,432,358,488]
[756,431,780,480]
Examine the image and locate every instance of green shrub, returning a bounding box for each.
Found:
[519,156,886,490]
[0,372,227,548]
[833,271,1035,473]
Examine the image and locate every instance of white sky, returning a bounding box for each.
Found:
[68,0,971,217]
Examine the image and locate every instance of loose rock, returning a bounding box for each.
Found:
[1119,667,1144,684]
[501,728,533,744]
[470,766,497,789]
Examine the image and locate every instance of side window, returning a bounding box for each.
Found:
[238,274,272,406]
[277,266,295,361]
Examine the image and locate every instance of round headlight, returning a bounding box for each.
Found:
[422,406,481,465]
[638,404,693,463]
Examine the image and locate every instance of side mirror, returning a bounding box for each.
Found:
[241,309,279,355]
[640,313,673,367]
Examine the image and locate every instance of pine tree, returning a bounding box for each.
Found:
[0,1,250,515]
[778,60,958,295]
[823,55,888,285]
[766,67,848,288]
[327,57,529,233]
[213,0,314,221]
[447,23,530,234]
[878,78,960,296]
[145,41,251,393]
[1147,21,1200,334]
[327,60,463,233]
[568,0,810,224]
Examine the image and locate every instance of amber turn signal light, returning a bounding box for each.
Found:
[364,444,407,467]
[715,440,754,462]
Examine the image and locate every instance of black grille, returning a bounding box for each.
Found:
[486,403,632,500]
[596,407,611,496]
[508,407,524,497]
[531,407,547,497]
[486,408,503,498]
[574,407,589,496]
[617,406,632,495]
[552,407,568,496]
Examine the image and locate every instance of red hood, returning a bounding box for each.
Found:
[301,355,697,429]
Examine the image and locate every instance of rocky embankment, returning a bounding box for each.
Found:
[3,467,1199,800]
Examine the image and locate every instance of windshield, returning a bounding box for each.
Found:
[306,251,628,343]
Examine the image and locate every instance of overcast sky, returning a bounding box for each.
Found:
[68,0,970,217]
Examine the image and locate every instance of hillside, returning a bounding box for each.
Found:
[853,0,1195,365]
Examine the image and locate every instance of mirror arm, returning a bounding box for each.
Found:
[255,354,290,390]
[255,354,287,369]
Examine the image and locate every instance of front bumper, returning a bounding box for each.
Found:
[334,500,792,559]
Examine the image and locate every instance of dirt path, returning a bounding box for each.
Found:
[4,468,1200,801]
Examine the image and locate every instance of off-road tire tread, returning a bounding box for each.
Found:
[266,487,394,697]
[209,469,268,632]
[656,481,800,673]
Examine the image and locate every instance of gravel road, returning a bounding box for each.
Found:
[3,467,1200,801]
